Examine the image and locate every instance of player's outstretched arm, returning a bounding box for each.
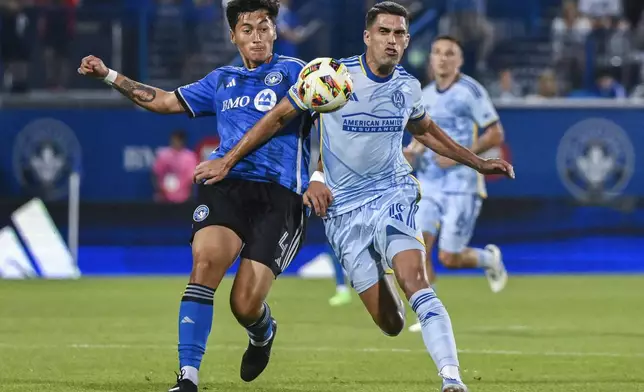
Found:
[78,55,184,114]
[407,115,514,179]
[193,97,300,184]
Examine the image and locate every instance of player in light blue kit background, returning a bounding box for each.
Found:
[198,3,514,391]
[405,36,508,333]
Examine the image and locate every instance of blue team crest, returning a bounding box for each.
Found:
[391,90,405,109]
[264,72,283,86]
[193,205,210,222]
[12,118,82,201]
[557,118,634,202]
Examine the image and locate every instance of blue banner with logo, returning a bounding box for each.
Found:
[2,107,641,201]
[485,107,641,200]
[1,106,643,277]
[2,109,217,201]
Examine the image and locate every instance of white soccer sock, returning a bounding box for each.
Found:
[181,366,199,385]
[336,284,349,293]
[475,248,495,269]
[439,365,462,381]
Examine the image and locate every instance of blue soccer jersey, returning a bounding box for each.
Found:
[175,54,312,194]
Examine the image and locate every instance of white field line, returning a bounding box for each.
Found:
[1,342,643,358]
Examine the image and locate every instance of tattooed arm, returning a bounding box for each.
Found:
[78,55,184,114]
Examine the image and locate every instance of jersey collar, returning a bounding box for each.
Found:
[435,73,461,94]
[359,53,394,83]
[247,54,279,72]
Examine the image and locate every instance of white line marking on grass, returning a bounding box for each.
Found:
[2,342,643,358]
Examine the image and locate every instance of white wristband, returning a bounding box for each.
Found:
[310,171,325,184]
[103,68,118,85]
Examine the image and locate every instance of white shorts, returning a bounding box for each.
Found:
[416,193,482,253]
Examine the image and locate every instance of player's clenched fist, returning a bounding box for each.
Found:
[77,55,109,79]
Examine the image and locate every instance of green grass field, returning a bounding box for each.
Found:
[1,276,643,392]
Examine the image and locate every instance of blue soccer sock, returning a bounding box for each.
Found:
[245,302,274,346]
[409,287,461,378]
[178,283,215,384]
[474,247,495,269]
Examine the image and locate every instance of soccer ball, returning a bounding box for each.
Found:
[296,57,354,113]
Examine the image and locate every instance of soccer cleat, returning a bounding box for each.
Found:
[328,290,351,306]
[484,244,508,293]
[168,370,198,392]
[240,318,277,382]
[442,377,468,392]
[407,320,422,332]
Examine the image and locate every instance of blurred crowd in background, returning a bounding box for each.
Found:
[2,0,644,98]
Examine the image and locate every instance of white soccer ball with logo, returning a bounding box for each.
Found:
[296,57,354,113]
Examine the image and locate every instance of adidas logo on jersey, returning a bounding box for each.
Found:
[0,199,79,279]
[226,79,236,88]
[348,92,359,102]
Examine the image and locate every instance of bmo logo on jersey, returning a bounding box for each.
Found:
[254,89,277,112]
[222,96,251,112]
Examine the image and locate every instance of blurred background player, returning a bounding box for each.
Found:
[404,37,508,335]
[152,130,198,204]
[79,1,311,391]
[197,3,514,391]
[404,37,508,333]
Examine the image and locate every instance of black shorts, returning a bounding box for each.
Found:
[191,178,307,276]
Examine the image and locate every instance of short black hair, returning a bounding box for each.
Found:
[365,1,409,29]
[225,0,280,30]
[171,130,187,144]
[432,35,463,51]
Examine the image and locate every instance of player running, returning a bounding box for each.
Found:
[195,2,514,391]
[405,36,509,333]
[78,1,311,391]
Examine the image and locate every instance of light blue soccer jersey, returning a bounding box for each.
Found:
[288,54,425,217]
[415,74,499,197]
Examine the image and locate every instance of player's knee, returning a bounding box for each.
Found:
[395,263,429,297]
[191,244,220,281]
[439,251,460,269]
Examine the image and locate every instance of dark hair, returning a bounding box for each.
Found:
[171,130,187,144]
[365,1,409,29]
[225,0,280,30]
[433,35,463,51]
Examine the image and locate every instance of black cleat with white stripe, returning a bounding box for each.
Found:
[168,370,198,392]
[240,318,278,382]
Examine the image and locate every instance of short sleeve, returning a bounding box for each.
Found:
[468,86,499,129]
[175,71,218,118]
[278,58,306,112]
[287,85,308,112]
[409,80,426,122]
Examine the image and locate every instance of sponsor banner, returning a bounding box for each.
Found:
[1,108,643,201]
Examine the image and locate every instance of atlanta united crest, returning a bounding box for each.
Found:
[557,118,635,201]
